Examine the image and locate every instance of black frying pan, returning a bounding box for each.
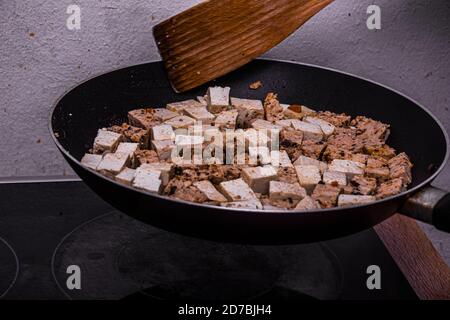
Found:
[50,59,450,244]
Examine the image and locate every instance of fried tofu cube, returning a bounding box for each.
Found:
[183,106,216,124]
[338,194,376,207]
[231,97,265,128]
[206,86,230,114]
[81,153,103,170]
[294,196,321,210]
[116,142,140,167]
[269,181,306,200]
[115,168,136,186]
[311,184,341,208]
[128,109,160,129]
[242,166,278,194]
[164,115,196,129]
[220,199,263,210]
[295,165,322,194]
[151,124,175,141]
[140,163,174,186]
[193,180,227,203]
[151,140,175,160]
[270,150,293,168]
[248,147,272,165]
[166,99,203,113]
[151,108,178,121]
[304,117,335,137]
[251,119,283,132]
[197,95,208,106]
[376,178,405,199]
[93,129,122,154]
[218,178,257,201]
[323,171,347,187]
[214,110,238,129]
[293,156,328,173]
[291,121,323,142]
[132,167,162,194]
[97,152,130,176]
[329,159,365,178]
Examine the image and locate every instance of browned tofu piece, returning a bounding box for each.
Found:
[165,180,208,203]
[349,175,377,195]
[135,149,160,165]
[231,97,265,128]
[351,116,390,147]
[314,111,351,127]
[327,127,363,153]
[376,178,405,199]
[277,167,299,184]
[128,109,161,129]
[311,184,341,208]
[280,129,303,161]
[269,181,306,200]
[294,196,321,210]
[364,145,396,160]
[301,140,327,160]
[193,180,227,203]
[388,152,413,185]
[109,123,150,149]
[261,197,299,210]
[263,92,284,122]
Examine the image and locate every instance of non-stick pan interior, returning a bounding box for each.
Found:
[51,59,447,189]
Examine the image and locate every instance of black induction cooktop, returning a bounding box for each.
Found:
[0,181,417,300]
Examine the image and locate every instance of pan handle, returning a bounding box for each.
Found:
[399,186,450,232]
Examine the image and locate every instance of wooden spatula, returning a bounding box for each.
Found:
[153,0,334,92]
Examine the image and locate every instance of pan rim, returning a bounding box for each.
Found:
[49,58,449,215]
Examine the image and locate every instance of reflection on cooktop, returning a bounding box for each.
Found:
[0,237,19,298]
[0,182,418,300]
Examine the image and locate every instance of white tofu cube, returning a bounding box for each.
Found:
[248,146,272,165]
[220,199,263,210]
[175,135,204,148]
[293,156,328,173]
[197,95,208,106]
[193,180,227,203]
[304,117,335,137]
[97,152,130,176]
[338,194,376,207]
[140,163,174,186]
[275,119,303,129]
[294,196,321,210]
[116,142,140,167]
[295,165,322,194]
[151,124,175,141]
[218,178,257,201]
[115,168,136,186]
[183,106,215,124]
[244,129,271,149]
[93,129,122,154]
[206,86,230,114]
[132,167,162,194]
[231,97,265,128]
[164,115,196,129]
[242,166,278,194]
[323,171,347,187]
[151,140,175,160]
[166,99,203,113]
[214,110,238,129]
[151,108,178,121]
[81,154,103,170]
[270,150,293,168]
[329,159,365,178]
[291,121,323,142]
[251,119,283,132]
[269,181,306,200]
